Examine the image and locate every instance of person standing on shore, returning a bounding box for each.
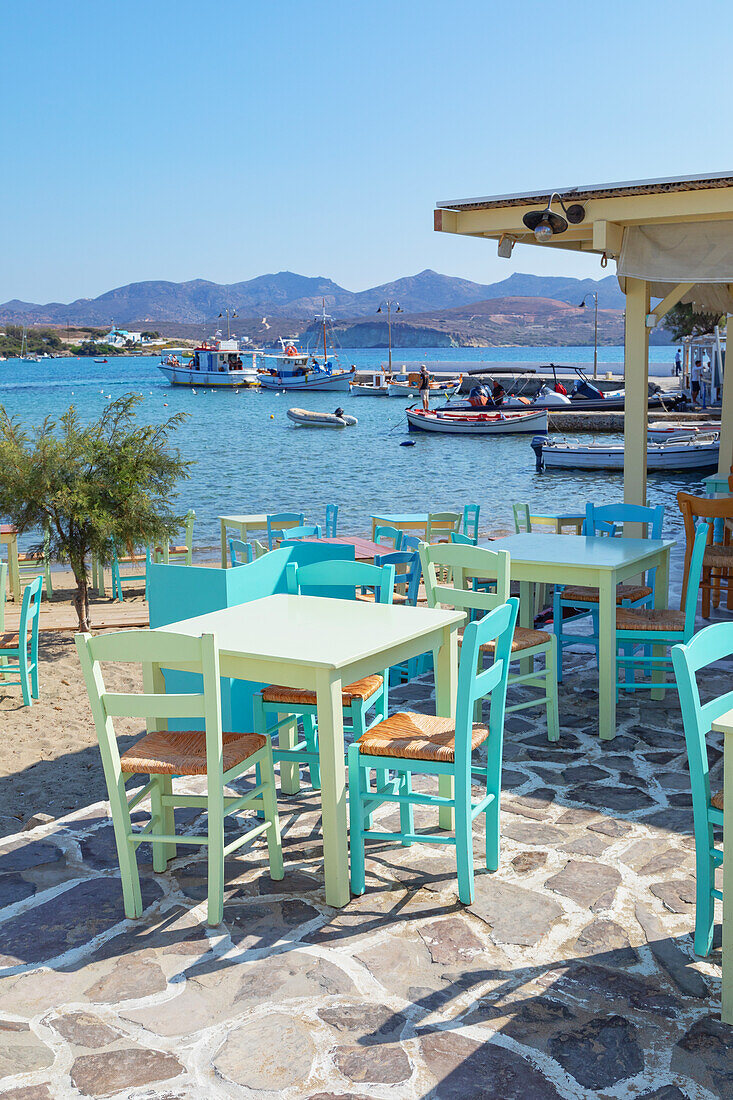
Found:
[419,363,430,410]
[691,357,703,405]
[675,348,682,376]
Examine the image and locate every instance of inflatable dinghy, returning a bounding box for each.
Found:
[287,407,358,428]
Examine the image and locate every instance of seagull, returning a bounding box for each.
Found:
[261,317,270,329]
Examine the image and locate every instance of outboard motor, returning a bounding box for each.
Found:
[572,378,605,401]
[530,435,545,470]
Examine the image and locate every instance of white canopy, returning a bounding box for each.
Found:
[618,221,733,312]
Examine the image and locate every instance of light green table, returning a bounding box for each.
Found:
[219,514,301,568]
[156,593,464,907]
[488,534,674,741]
[529,510,585,534]
[710,706,732,1024]
[0,526,20,602]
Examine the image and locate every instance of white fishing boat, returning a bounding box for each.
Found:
[159,341,259,388]
[258,304,355,392]
[647,420,720,442]
[532,434,720,471]
[406,407,548,434]
[350,370,392,396]
[387,371,462,398]
[287,407,357,428]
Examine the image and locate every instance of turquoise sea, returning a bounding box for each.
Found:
[0,347,696,561]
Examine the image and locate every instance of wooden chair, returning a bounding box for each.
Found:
[279,524,322,541]
[616,520,708,693]
[463,504,480,544]
[374,525,403,551]
[153,509,196,566]
[229,538,254,567]
[252,559,395,794]
[0,575,42,705]
[374,549,425,686]
[554,503,664,682]
[672,621,728,956]
[252,539,269,559]
[111,543,151,601]
[421,541,559,741]
[401,534,421,553]
[75,629,283,926]
[349,598,518,904]
[325,504,339,537]
[426,511,462,543]
[678,491,733,618]
[266,512,305,550]
[512,503,531,533]
[0,562,6,682]
[17,527,53,600]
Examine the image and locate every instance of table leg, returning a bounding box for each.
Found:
[8,536,20,603]
[220,521,228,569]
[279,713,301,795]
[435,624,458,830]
[651,548,670,701]
[315,669,349,908]
[723,730,733,1024]
[597,573,616,740]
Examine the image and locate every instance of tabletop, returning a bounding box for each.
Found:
[157,593,464,671]
[372,513,430,523]
[488,534,675,569]
[0,525,18,536]
[712,708,733,736]
[219,514,268,525]
[297,536,387,558]
[529,510,585,521]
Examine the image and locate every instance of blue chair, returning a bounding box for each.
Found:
[374,550,421,607]
[401,534,422,554]
[229,538,254,567]
[374,525,403,551]
[276,524,322,541]
[252,559,396,793]
[463,504,480,544]
[553,503,665,682]
[349,598,518,904]
[266,512,305,550]
[672,620,729,956]
[325,504,339,537]
[111,544,152,601]
[0,575,42,705]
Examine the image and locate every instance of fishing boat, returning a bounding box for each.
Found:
[287,407,357,428]
[387,371,462,398]
[258,304,355,392]
[159,341,259,388]
[406,406,548,434]
[531,433,720,471]
[93,358,108,364]
[647,419,720,442]
[350,371,392,396]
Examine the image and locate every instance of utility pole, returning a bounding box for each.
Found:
[376,299,403,372]
[579,292,599,378]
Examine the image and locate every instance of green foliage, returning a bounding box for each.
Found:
[662,303,723,342]
[141,330,160,339]
[0,325,63,357]
[70,341,121,356]
[0,394,190,629]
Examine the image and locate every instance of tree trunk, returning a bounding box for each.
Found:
[73,574,91,632]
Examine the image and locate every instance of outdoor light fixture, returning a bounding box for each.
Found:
[497,234,515,258]
[522,193,586,242]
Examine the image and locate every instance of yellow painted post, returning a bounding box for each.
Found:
[717,314,733,476]
[623,278,650,523]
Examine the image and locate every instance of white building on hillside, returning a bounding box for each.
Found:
[99,327,144,347]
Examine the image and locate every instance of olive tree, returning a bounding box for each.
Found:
[0,394,190,631]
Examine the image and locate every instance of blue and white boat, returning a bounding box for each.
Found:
[159,340,259,388]
[257,307,355,391]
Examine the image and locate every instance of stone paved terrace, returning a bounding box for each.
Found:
[0,648,729,1100]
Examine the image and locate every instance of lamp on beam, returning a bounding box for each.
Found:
[376,300,402,372]
[522,194,585,242]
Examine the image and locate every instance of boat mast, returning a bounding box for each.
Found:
[321,299,328,364]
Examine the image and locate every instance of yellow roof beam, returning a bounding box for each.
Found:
[646,283,696,326]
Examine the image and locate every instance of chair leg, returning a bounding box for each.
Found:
[110,774,143,919]
[259,746,284,881]
[348,744,366,896]
[30,654,39,700]
[302,713,320,789]
[206,777,225,927]
[278,712,301,795]
[553,589,564,683]
[454,770,474,905]
[693,846,715,956]
[544,639,560,742]
[149,777,169,873]
[159,773,176,865]
[19,644,31,707]
[399,770,414,845]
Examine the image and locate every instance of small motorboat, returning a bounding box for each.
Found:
[647,419,720,442]
[287,406,358,429]
[531,433,720,472]
[94,358,108,364]
[388,371,462,398]
[350,371,392,396]
[406,406,548,434]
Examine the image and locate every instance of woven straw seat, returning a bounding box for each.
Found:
[459,624,551,653]
[562,583,653,604]
[262,674,383,707]
[615,607,685,632]
[119,729,266,776]
[168,544,187,554]
[17,553,43,563]
[357,710,488,763]
[703,545,733,569]
[0,632,21,650]
[712,789,724,811]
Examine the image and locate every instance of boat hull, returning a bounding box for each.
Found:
[406,407,548,434]
[158,364,259,388]
[258,370,354,392]
[388,381,459,398]
[537,439,719,471]
[287,407,357,428]
[350,383,390,396]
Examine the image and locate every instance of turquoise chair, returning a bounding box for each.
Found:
[0,575,42,705]
[349,597,518,904]
[616,519,708,693]
[252,559,396,793]
[672,621,729,956]
[325,504,339,537]
[451,532,475,547]
[554,503,664,682]
[277,524,322,541]
[0,562,8,681]
[374,525,403,551]
[229,538,254,567]
[111,543,152,601]
[463,504,480,543]
[266,512,305,550]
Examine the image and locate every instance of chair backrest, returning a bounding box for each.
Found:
[580,516,618,537]
[682,520,712,633]
[75,629,223,784]
[374,525,403,551]
[0,561,6,632]
[678,490,733,539]
[512,503,531,534]
[19,575,43,649]
[585,502,664,539]
[285,558,395,604]
[280,524,322,541]
[374,550,421,605]
[426,511,462,542]
[454,598,518,772]
[229,538,254,567]
[325,504,338,537]
[253,539,268,559]
[420,541,509,617]
[450,532,475,546]
[266,512,305,550]
[183,509,196,553]
[401,534,421,553]
[463,504,480,541]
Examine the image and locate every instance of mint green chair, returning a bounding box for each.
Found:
[252,559,395,794]
[75,628,283,926]
[229,538,254,567]
[349,597,518,904]
[616,519,708,693]
[512,503,531,533]
[421,541,559,740]
[153,509,196,566]
[374,525,403,550]
[0,574,42,705]
[672,621,729,956]
[426,511,462,542]
[266,512,305,550]
[463,504,480,543]
[17,527,53,600]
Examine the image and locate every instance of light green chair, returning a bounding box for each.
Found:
[75,629,284,926]
[512,503,531,533]
[426,511,462,543]
[420,541,559,741]
[153,509,196,566]
[17,527,53,600]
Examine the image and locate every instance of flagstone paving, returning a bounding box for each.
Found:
[0,650,729,1099]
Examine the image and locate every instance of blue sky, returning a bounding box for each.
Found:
[4,0,731,303]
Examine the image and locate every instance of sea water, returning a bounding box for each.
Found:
[0,348,695,563]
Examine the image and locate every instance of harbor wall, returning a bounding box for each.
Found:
[547,410,719,433]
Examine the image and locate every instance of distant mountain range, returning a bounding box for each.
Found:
[0,269,626,326]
